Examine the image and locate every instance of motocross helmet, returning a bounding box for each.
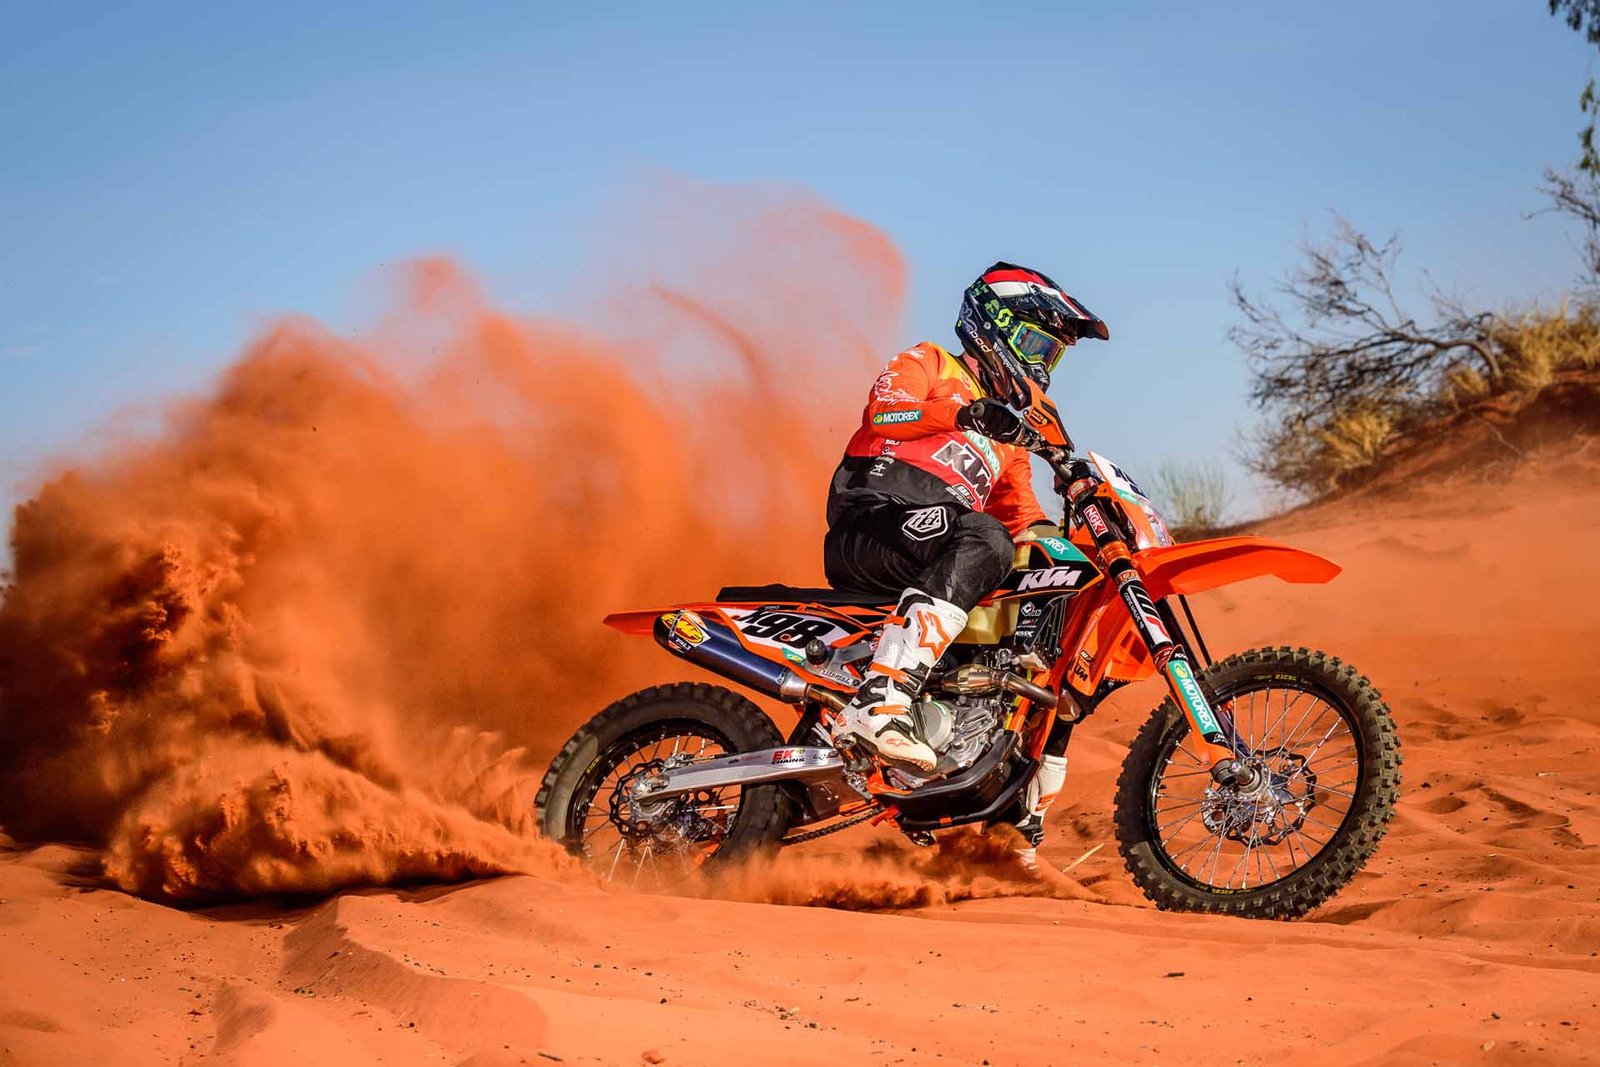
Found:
[955,262,1108,407]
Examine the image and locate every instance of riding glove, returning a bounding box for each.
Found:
[955,398,1029,444]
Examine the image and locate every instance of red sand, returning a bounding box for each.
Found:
[3,439,1597,1065]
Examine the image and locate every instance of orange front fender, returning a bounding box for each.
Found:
[1135,535,1340,600]
[1071,536,1340,690]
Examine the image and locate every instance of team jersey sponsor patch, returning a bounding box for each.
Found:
[901,505,950,541]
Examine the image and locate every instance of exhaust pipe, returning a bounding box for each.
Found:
[654,610,815,702]
[940,664,1058,710]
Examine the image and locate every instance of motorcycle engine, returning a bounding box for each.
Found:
[881,692,1006,791]
[919,695,1002,767]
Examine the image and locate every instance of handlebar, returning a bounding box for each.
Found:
[1026,438,1092,493]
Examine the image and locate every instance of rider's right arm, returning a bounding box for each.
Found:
[864,345,964,440]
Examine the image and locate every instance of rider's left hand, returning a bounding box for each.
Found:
[955,397,1030,444]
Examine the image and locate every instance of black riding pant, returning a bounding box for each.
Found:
[823,499,1013,611]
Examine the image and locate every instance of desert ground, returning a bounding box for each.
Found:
[3,440,1598,1066]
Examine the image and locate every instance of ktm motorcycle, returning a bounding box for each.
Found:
[537,389,1401,919]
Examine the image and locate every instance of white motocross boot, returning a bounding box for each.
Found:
[833,589,967,772]
[1013,754,1069,871]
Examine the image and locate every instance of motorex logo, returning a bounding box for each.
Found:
[1170,660,1221,736]
[872,409,922,425]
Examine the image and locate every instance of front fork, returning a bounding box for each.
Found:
[1066,486,1254,785]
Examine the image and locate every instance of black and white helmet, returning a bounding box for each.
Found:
[955,261,1108,406]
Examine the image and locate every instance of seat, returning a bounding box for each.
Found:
[714,583,894,607]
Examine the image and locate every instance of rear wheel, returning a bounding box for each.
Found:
[536,683,794,886]
[1114,646,1401,919]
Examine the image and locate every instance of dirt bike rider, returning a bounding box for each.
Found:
[824,262,1108,849]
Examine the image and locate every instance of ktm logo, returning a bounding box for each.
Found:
[1017,567,1086,592]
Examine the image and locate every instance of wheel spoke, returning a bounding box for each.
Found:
[1260,689,1311,755]
[1146,673,1372,898]
[606,838,627,880]
[563,724,748,885]
[1299,810,1346,835]
[1296,719,1347,766]
[1156,803,1210,840]
[1201,831,1228,884]
[1168,742,1205,767]
[1269,696,1327,759]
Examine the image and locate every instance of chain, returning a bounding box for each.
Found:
[779,806,883,846]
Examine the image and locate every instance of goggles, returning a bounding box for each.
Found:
[1005,321,1073,372]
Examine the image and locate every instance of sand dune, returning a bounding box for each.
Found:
[3,442,1599,1065]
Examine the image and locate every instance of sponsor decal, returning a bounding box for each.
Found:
[1040,537,1072,555]
[1017,566,1087,592]
[731,609,849,651]
[901,505,950,542]
[666,610,709,651]
[932,439,994,500]
[1140,503,1174,546]
[872,409,922,425]
[770,748,807,764]
[1015,599,1045,642]
[944,483,975,506]
[872,368,921,405]
[961,431,1001,474]
[1084,504,1109,537]
[809,661,860,687]
[1168,659,1221,737]
[1118,583,1172,647]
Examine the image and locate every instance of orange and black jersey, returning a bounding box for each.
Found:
[827,342,1048,536]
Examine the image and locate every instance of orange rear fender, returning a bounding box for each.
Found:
[603,608,674,637]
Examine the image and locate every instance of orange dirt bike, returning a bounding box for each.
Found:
[537,387,1401,918]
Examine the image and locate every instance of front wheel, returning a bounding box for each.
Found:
[535,682,794,886]
[1114,646,1401,919]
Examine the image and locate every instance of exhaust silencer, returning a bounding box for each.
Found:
[654,610,812,702]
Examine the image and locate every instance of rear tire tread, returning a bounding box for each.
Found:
[536,682,794,867]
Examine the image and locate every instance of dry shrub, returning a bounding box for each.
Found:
[1315,405,1401,479]
[1241,404,1405,497]
[1245,300,1600,496]
[1149,460,1232,537]
[1443,365,1492,406]
[1485,300,1600,391]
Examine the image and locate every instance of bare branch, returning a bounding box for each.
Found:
[1230,217,1498,493]
[1538,168,1600,287]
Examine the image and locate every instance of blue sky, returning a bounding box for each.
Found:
[2,2,1595,533]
